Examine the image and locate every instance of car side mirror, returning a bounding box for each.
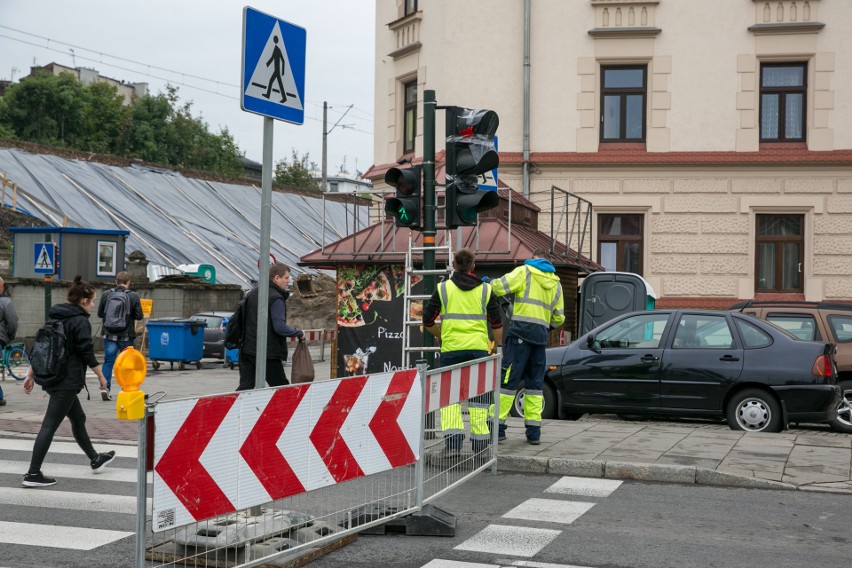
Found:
[586,334,601,354]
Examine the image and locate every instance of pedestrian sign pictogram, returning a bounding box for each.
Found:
[477,135,499,192]
[241,7,306,125]
[34,243,55,274]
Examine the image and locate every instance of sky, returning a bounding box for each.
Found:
[0,0,376,175]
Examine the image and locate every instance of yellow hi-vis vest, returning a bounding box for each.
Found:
[492,266,565,329]
[437,280,491,353]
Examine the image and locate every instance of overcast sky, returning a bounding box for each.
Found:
[0,1,376,175]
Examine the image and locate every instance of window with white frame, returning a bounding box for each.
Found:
[97,241,117,277]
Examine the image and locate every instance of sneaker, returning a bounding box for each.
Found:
[23,471,57,487]
[498,432,507,442]
[0,398,6,406]
[91,451,116,473]
[527,438,541,446]
[100,389,112,401]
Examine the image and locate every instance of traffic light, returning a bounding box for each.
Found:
[445,107,500,228]
[384,165,422,228]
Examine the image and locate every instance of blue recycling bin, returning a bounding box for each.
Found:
[147,318,206,370]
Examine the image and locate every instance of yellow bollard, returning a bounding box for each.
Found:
[114,346,147,420]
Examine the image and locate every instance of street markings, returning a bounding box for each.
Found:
[454,524,562,557]
[0,521,132,550]
[502,498,595,525]
[0,438,139,551]
[448,476,623,567]
[544,476,622,498]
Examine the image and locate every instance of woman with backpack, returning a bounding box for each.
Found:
[21,276,116,488]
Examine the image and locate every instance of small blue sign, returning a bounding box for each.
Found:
[241,7,307,125]
[477,135,499,191]
[34,242,55,274]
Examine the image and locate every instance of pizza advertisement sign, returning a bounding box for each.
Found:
[337,264,424,377]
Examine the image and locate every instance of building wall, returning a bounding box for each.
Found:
[372,0,852,304]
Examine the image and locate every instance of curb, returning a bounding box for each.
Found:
[499,456,804,492]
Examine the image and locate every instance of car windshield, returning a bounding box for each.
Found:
[192,315,224,328]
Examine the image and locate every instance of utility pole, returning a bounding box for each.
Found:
[321,101,328,192]
[321,102,354,192]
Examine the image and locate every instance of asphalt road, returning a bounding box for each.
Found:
[309,471,851,568]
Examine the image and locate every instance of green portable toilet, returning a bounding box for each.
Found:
[177,263,216,283]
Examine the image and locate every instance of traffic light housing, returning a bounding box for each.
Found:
[445,107,500,228]
[384,165,422,228]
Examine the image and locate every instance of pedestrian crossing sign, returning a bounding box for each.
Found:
[241,7,306,125]
[34,242,55,274]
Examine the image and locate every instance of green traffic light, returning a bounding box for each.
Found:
[398,206,410,222]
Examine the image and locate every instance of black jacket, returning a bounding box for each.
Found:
[44,303,99,393]
[241,283,289,360]
[97,286,144,340]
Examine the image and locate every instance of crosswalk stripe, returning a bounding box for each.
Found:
[454,525,561,558]
[0,460,138,483]
[0,438,138,459]
[544,476,622,498]
[0,521,133,550]
[0,487,148,514]
[421,561,501,568]
[502,498,595,525]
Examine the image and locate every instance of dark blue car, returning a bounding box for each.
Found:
[541,309,841,433]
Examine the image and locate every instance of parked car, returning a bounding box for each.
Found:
[190,311,232,359]
[538,309,841,433]
[729,300,852,433]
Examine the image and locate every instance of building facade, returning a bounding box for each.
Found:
[367,0,852,306]
[30,63,148,106]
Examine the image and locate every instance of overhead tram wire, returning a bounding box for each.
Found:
[0,29,374,133]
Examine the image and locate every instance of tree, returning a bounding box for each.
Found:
[273,150,320,191]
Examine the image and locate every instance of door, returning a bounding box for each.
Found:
[568,312,671,409]
[660,313,744,411]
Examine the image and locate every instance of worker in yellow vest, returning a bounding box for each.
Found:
[423,248,503,455]
[490,250,564,445]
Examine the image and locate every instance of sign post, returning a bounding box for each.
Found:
[241,6,306,391]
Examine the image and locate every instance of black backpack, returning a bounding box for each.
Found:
[30,319,68,387]
[224,298,247,350]
[102,288,132,335]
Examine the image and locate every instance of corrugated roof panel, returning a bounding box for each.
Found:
[0,148,369,288]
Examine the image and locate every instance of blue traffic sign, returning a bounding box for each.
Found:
[34,242,55,274]
[477,135,499,191]
[241,7,306,125]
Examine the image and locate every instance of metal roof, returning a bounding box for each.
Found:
[300,218,602,273]
[0,148,369,288]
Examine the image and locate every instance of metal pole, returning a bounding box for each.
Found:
[422,90,437,368]
[256,117,274,389]
[43,276,51,320]
[135,407,149,568]
[415,360,428,509]
[322,101,328,192]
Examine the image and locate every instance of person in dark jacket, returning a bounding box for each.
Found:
[21,276,116,488]
[0,277,18,406]
[97,271,144,400]
[237,263,304,391]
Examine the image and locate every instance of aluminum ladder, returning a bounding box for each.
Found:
[401,232,453,368]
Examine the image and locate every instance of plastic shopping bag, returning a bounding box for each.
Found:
[291,340,315,384]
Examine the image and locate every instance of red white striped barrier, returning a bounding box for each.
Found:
[423,357,500,413]
[287,329,335,342]
[152,369,421,531]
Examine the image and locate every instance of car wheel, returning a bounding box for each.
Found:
[726,388,783,433]
[510,384,557,420]
[828,381,852,434]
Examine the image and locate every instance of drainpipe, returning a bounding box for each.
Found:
[523,0,531,198]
